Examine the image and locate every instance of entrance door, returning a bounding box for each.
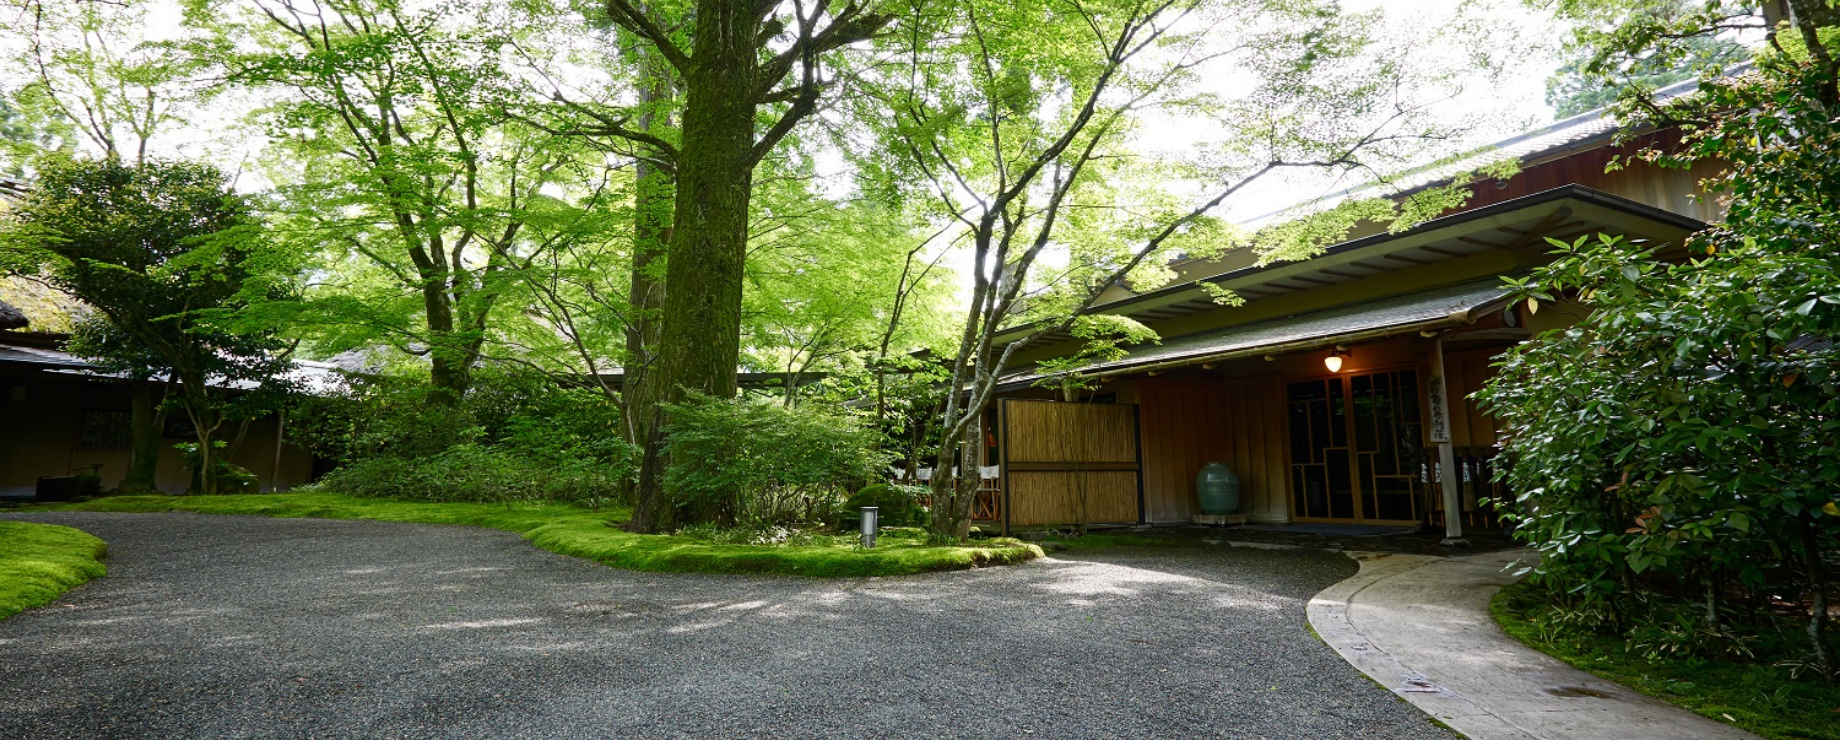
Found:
[1286,369,1426,523]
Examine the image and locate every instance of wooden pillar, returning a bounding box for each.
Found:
[269,408,286,493]
[1429,338,1464,543]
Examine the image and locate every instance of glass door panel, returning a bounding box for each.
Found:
[1288,370,1426,522]
[1287,378,1351,520]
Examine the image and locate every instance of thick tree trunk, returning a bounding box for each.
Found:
[622,51,676,459]
[424,280,470,403]
[626,0,758,533]
[121,382,164,495]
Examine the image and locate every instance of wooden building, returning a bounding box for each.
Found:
[0,325,324,498]
[978,101,1721,536]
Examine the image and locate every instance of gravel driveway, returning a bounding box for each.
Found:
[0,513,1452,739]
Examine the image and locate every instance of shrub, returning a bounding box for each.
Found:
[1477,60,1840,674]
[291,368,637,506]
[839,483,927,528]
[316,444,625,506]
[177,441,259,495]
[664,394,888,529]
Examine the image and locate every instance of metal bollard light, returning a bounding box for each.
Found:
[860,506,879,548]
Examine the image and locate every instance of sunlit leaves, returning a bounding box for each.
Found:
[1477,56,1840,664]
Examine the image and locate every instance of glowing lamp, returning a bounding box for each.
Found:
[1324,348,1350,373]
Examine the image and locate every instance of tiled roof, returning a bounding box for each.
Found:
[0,337,346,395]
[1244,76,1707,228]
[0,342,96,370]
[998,278,1513,389]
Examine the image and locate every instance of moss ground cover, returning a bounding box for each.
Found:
[0,521,108,620]
[32,494,1041,577]
[1493,580,1840,740]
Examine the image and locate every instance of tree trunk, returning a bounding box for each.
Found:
[1797,516,1835,676]
[121,382,164,495]
[621,48,676,502]
[626,0,759,532]
[625,407,675,532]
[184,403,218,495]
[424,280,469,403]
[625,41,677,456]
[927,416,980,543]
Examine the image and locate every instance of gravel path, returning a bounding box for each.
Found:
[0,513,1453,739]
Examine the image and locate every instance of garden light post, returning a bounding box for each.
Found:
[860,506,879,548]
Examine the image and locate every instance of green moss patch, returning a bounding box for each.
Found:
[35,494,1042,578]
[0,521,108,620]
[1492,580,1840,740]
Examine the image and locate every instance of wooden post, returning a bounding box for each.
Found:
[269,408,286,493]
[1428,338,1465,544]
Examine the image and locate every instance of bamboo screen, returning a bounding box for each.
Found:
[1001,400,1142,527]
[1003,401,1139,464]
[1007,472,1140,526]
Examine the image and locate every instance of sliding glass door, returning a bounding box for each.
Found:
[1287,369,1426,523]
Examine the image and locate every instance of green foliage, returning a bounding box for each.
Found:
[741,192,958,397]
[841,483,928,528]
[1495,580,1840,740]
[0,155,293,494]
[0,96,73,176]
[30,493,1043,578]
[0,0,205,166]
[1478,56,1840,670]
[1035,315,1161,395]
[1544,33,1747,118]
[663,394,888,529]
[189,0,631,395]
[176,441,260,495]
[315,443,623,505]
[0,521,107,621]
[297,368,637,506]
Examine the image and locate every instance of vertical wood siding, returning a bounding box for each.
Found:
[1436,349,1502,449]
[1460,141,1726,223]
[1004,401,1140,463]
[1137,377,1290,524]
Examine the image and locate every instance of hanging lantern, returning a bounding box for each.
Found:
[1324,348,1350,373]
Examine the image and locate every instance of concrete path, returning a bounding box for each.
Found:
[1308,549,1763,740]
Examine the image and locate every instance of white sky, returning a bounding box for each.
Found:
[6,0,1569,297]
[873,0,1569,301]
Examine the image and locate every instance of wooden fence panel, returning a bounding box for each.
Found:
[1006,471,1140,526]
[1000,399,1142,529]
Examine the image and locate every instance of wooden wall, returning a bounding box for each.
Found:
[1459,136,1726,223]
[1437,349,1502,450]
[1136,376,1289,524]
[0,368,315,495]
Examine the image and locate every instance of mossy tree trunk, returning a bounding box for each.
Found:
[608,0,892,533]
[621,47,676,487]
[122,382,165,495]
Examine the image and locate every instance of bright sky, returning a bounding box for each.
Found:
[5,0,1569,284]
[1199,0,1563,223]
[889,0,1569,300]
